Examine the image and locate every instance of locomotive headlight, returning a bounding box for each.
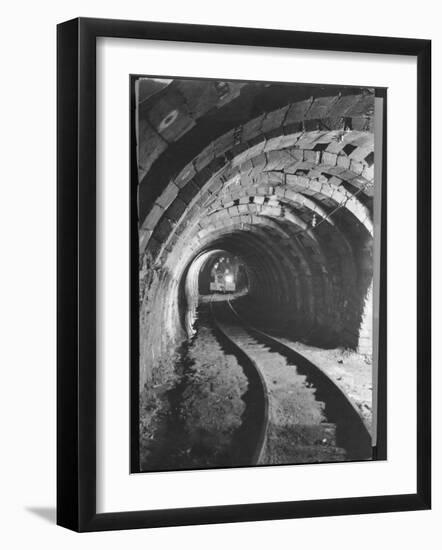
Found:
[225,274,233,284]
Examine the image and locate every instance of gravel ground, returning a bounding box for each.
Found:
[277,338,373,433]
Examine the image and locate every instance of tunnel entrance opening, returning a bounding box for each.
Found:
[182,249,250,338]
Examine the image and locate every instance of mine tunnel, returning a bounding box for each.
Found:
[136,77,376,471]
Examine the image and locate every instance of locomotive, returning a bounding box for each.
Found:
[210,270,236,293]
[210,264,236,293]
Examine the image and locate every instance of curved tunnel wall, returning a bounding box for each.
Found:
[137,82,375,389]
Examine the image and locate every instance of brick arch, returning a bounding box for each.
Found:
[138,91,375,383]
[141,128,373,263]
[169,205,366,348]
[157,154,369,330]
[138,90,374,230]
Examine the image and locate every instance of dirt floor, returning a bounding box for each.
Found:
[139,323,248,471]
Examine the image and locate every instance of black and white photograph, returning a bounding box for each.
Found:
[0,0,435,543]
[132,77,386,473]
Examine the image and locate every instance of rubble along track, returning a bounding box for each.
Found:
[209,298,373,466]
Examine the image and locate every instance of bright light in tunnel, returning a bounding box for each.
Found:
[225,274,234,284]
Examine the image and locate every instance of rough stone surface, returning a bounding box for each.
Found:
[136,82,376,403]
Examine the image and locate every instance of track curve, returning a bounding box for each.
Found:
[209,297,269,464]
[209,297,372,465]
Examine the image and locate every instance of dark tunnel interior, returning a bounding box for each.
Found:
[137,77,375,409]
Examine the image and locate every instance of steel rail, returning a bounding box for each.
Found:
[208,296,269,465]
[226,298,373,460]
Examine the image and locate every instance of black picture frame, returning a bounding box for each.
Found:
[57,17,431,532]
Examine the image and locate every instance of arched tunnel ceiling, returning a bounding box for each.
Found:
[137,79,375,351]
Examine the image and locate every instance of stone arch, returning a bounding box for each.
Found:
[137,83,376,388]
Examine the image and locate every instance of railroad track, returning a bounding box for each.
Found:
[209,297,372,466]
[207,297,269,465]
